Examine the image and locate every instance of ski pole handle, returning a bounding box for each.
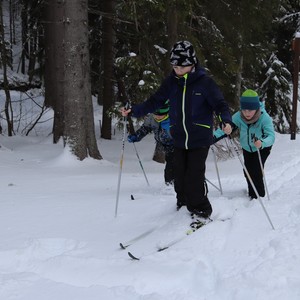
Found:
[253,136,262,149]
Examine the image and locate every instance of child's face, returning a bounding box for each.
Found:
[241,109,256,120]
[154,114,166,121]
[173,65,193,77]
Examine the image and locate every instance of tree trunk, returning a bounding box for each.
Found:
[161,0,178,77]
[43,0,65,143]
[235,54,243,107]
[20,0,28,74]
[0,2,13,136]
[28,31,37,82]
[63,0,101,160]
[101,0,115,139]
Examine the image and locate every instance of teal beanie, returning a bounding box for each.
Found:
[240,89,260,110]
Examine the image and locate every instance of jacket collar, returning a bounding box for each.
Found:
[171,66,206,86]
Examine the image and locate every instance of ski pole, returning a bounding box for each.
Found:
[132,142,150,186]
[254,138,270,201]
[115,114,128,218]
[205,177,221,193]
[257,148,270,200]
[210,146,223,194]
[228,136,275,230]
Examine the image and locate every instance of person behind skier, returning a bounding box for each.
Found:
[121,40,233,220]
[127,101,175,186]
[214,89,275,199]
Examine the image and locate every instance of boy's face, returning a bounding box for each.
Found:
[241,109,256,120]
[173,65,194,77]
[154,114,167,121]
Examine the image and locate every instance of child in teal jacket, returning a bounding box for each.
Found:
[214,89,275,199]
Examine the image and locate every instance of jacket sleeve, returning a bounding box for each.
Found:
[261,114,275,149]
[134,116,153,141]
[213,123,238,144]
[213,111,240,144]
[131,77,172,118]
[202,76,233,125]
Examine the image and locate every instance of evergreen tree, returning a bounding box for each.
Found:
[190,0,281,108]
[274,0,300,72]
[259,53,292,133]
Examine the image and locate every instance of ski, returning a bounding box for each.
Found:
[127,218,214,260]
[127,216,232,260]
[119,227,158,249]
[119,211,183,250]
[128,239,176,260]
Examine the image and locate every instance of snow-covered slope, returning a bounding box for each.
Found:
[0,131,300,300]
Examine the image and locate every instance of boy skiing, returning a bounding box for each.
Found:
[127,101,175,185]
[214,89,275,199]
[121,40,232,220]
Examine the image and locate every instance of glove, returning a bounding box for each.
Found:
[127,134,138,143]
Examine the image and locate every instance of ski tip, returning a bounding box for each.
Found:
[157,246,168,252]
[120,243,128,249]
[128,251,140,260]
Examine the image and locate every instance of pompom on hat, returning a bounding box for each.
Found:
[240,89,260,110]
[170,41,197,67]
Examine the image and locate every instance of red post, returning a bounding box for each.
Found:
[291,36,300,140]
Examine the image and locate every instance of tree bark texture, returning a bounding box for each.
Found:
[0,1,14,135]
[101,0,115,139]
[63,0,101,160]
[43,0,65,143]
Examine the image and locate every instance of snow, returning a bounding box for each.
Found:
[154,45,168,54]
[1,115,300,299]
[1,0,300,297]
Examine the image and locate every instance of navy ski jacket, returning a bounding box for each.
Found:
[131,66,232,149]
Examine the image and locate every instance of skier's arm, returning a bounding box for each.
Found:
[213,125,238,144]
[213,112,239,144]
[260,116,275,149]
[127,116,153,143]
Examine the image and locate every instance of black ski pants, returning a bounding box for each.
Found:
[164,150,174,184]
[174,146,211,213]
[243,146,272,198]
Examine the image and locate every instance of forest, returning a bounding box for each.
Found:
[0,0,300,160]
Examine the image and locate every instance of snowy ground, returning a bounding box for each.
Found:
[0,127,300,300]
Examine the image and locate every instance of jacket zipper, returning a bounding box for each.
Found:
[247,125,254,152]
[182,74,188,149]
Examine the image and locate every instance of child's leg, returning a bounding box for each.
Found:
[185,147,212,218]
[164,150,174,184]
[259,146,272,167]
[174,148,187,208]
[243,150,262,197]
